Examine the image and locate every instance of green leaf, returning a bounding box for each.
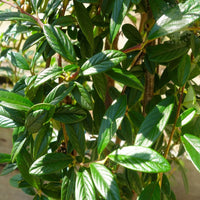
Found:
[10,52,29,70]
[25,103,55,134]
[43,24,76,62]
[108,146,171,173]
[106,67,144,91]
[0,106,24,128]
[74,1,94,49]
[110,0,130,43]
[148,1,200,40]
[76,0,98,2]
[29,153,73,175]
[53,105,87,124]
[17,148,40,189]
[138,182,161,200]
[1,163,17,176]
[34,66,63,87]
[65,123,86,157]
[135,96,174,147]
[0,12,36,23]
[41,182,61,199]
[31,0,42,11]
[0,90,33,111]
[97,95,127,154]
[44,0,62,17]
[90,163,120,200]
[53,15,76,27]
[176,108,196,127]
[81,50,127,76]
[22,33,44,51]
[0,153,11,163]
[181,134,200,172]
[75,170,96,200]
[72,82,94,110]
[44,82,75,105]
[146,41,189,63]
[33,124,52,159]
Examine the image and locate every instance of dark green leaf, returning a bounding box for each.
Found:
[161,174,171,197]
[110,0,130,43]
[33,124,52,159]
[148,1,200,40]
[90,163,120,200]
[81,50,127,76]
[146,42,189,63]
[97,95,127,154]
[0,12,36,23]
[135,96,174,147]
[44,0,62,17]
[17,148,40,189]
[0,90,33,111]
[138,182,161,200]
[106,67,144,91]
[53,105,87,124]
[29,153,73,175]
[108,146,171,173]
[53,15,76,27]
[181,134,200,172]
[74,1,94,49]
[34,66,63,87]
[41,182,61,199]
[1,163,17,176]
[10,52,29,70]
[76,0,98,2]
[31,0,42,11]
[176,108,196,127]
[75,170,96,200]
[72,82,94,110]
[25,103,55,134]
[0,153,11,163]
[43,24,76,62]
[44,82,75,105]
[22,33,44,51]
[65,123,86,157]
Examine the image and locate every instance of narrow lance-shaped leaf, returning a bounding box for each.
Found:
[110,0,130,43]
[81,50,127,76]
[75,170,96,200]
[97,95,127,154]
[181,134,200,172]
[148,1,200,40]
[90,163,120,200]
[43,24,76,63]
[29,153,73,175]
[135,96,174,147]
[108,146,171,173]
[74,1,94,49]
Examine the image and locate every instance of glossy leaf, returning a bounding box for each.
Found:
[53,15,75,27]
[53,105,87,124]
[90,163,120,200]
[0,153,11,163]
[31,0,42,11]
[146,42,189,63]
[108,146,171,173]
[65,123,86,157]
[110,0,130,43]
[43,24,76,62]
[44,82,75,105]
[10,52,29,70]
[0,90,33,111]
[1,163,17,176]
[34,66,63,87]
[29,153,73,175]
[44,0,62,17]
[106,67,144,91]
[74,1,94,49]
[138,182,161,200]
[22,33,44,51]
[148,1,200,40]
[72,82,94,110]
[135,96,174,147]
[181,134,200,172]
[97,95,127,154]
[81,50,127,76]
[176,108,196,127]
[75,170,96,200]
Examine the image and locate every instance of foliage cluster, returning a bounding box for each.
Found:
[0,0,200,199]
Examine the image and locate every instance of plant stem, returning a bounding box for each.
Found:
[0,0,44,28]
[61,123,69,149]
[159,85,185,186]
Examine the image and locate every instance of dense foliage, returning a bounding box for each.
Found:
[0,0,200,199]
